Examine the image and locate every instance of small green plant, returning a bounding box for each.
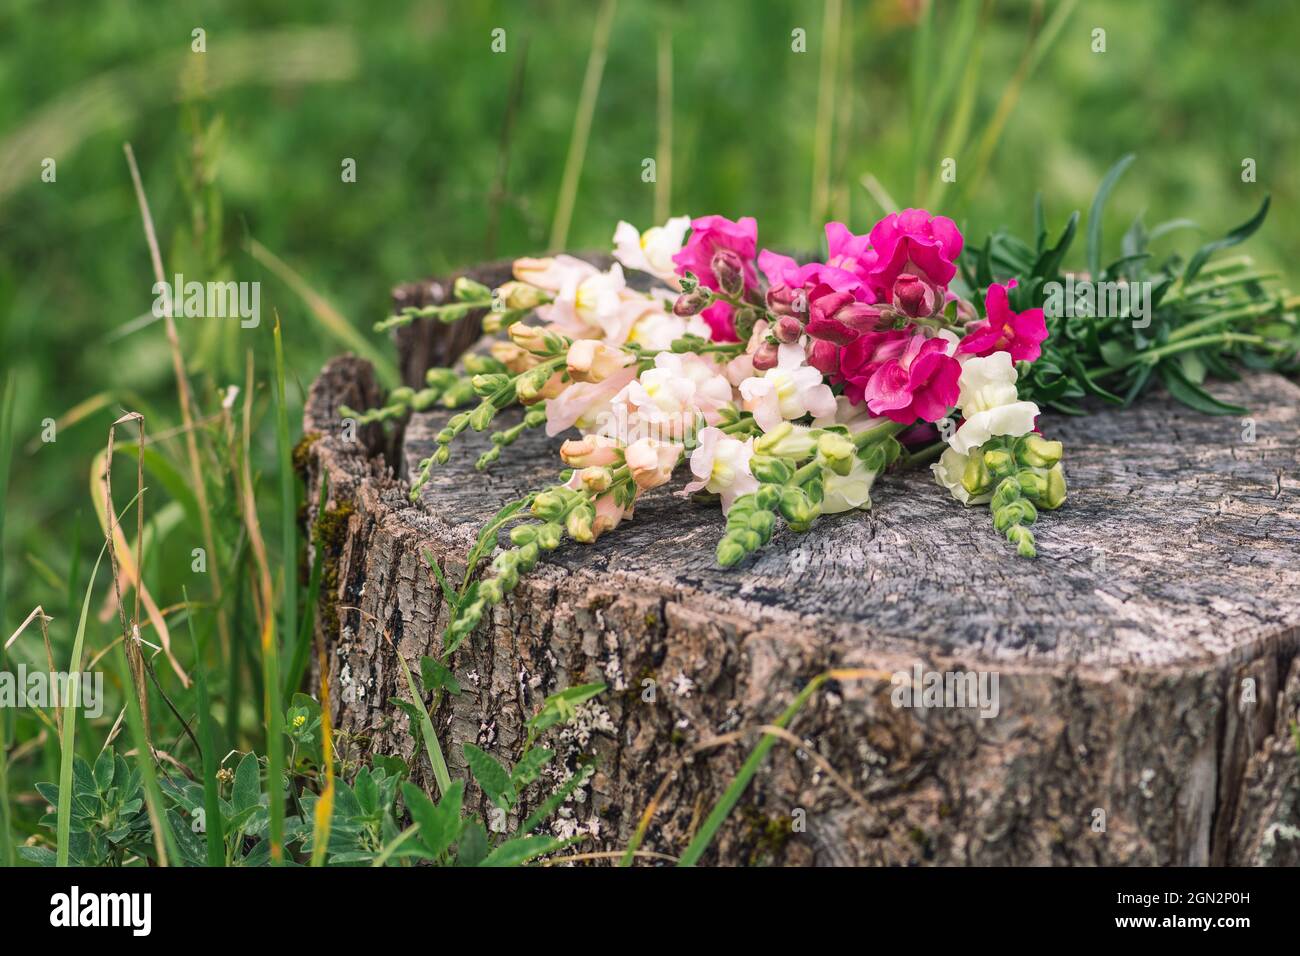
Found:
[21,749,154,867]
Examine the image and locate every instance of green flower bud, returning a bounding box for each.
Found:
[1018,435,1063,468]
[1015,469,1047,500]
[390,386,415,406]
[754,423,818,459]
[755,485,782,510]
[859,442,887,474]
[471,373,511,397]
[962,449,993,496]
[469,402,496,431]
[433,445,451,465]
[983,447,1015,476]
[1007,524,1037,558]
[531,491,566,520]
[817,433,856,476]
[779,487,816,525]
[1042,463,1067,510]
[717,538,747,567]
[991,477,1021,511]
[478,579,503,604]
[747,510,776,540]
[453,276,492,301]
[750,455,794,484]
[536,522,563,550]
[566,504,595,543]
[509,524,538,546]
[517,542,540,572]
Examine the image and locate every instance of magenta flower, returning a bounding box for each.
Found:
[852,333,961,424]
[673,215,759,344]
[958,280,1048,363]
[838,329,912,406]
[824,221,877,289]
[864,208,964,299]
[673,215,758,292]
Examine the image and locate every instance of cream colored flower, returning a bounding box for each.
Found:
[931,446,994,505]
[948,352,1039,455]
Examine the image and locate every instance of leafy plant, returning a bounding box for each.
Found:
[22,750,154,867]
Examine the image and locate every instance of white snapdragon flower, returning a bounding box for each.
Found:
[683,426,759,513]
[738,343,836,432]
[822,457,881,513]
[613,216,692,287]
[931,446,994,505]
[948,351,1039,455]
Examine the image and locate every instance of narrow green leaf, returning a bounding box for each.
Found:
[1183,196,1270,284]
[463,744,515,810]
[1086,153,1135,279]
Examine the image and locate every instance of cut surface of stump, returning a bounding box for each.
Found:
[301,264,1300,866]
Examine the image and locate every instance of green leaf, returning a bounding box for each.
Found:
[422,548,458,607]
[1086,153,1135,279]
[1032,211,1079,281]
[420,656,461,697]
[479,834,572,867]
[510,748,554,789]
[526,682,606,735]
[463,744,514,811]
[1183,196,1270,283]
[232,752,261,814]
[92,749,116,792]
[401,780,463,858]
[455,820,489,866]
[1158,362,1247,415]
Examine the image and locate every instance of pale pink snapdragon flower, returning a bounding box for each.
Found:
[682,426,759,513]
[738,342,837,432]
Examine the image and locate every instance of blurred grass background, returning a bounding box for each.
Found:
[0,0,1296,849]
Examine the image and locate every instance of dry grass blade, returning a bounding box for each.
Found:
[4,607,59,734]
[123,143,232,669]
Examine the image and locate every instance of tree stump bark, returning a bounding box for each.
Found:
[299,263,1300,866]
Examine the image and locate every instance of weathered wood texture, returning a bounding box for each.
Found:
[300,265,1300,866]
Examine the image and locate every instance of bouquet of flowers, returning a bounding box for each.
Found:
[344,160,1296,649]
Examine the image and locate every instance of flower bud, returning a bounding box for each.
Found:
[766,284,803,317]
[990,477,1021,511]
[509,524,538,546]
[1018,435,1063,468]
[508,321,549,354]
[489,341,540,374]
[497,280,547,310]
[566,503,596,543]
[560,434,622,468]
[471,373,511,397]
[468,402,496,431]
[817,433,856,476]
[711,249,746,298]
[962,450,993,496]
[478,579,503,604]
[1015,469,1047,500]
[566,339,633,384]
[454,275,492,301]
[982,448,1015,477]
[531,491,567,520]
[1042,463,1067,510]
[773,314,805,344]
[536,522,563,550]
[752,341,780,371]
[732,307,759,342]
[576,466,613,493]
[892,274,939,318]
[778,486,816,525]
[1006,524,1037,558]
[673,289,711,317]
[517,542,540,572]
[716,538,747,567]
[515,368,564,405]
[750,455,794,484]
[625,438,681,490]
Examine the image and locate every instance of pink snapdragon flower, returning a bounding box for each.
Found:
[841,331,960,424]
[823,221,877,287]
[738,343,837,432]
[864,208,964,299]
[672,215,759,343]
[958,280,1048,363]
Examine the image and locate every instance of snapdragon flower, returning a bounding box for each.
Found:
[738,343,836,432]
[613,216,692,287]
[947,351,1040,454]
[683,426,759,512]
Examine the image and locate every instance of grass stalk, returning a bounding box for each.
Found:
[0,373,15,866]
[654,27,673,224]
[549,0,617,251]
[273,317,297,683]
[809,0,842,233]
[185,587,225,866]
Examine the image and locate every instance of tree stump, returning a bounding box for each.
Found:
[299,263,1300,866]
